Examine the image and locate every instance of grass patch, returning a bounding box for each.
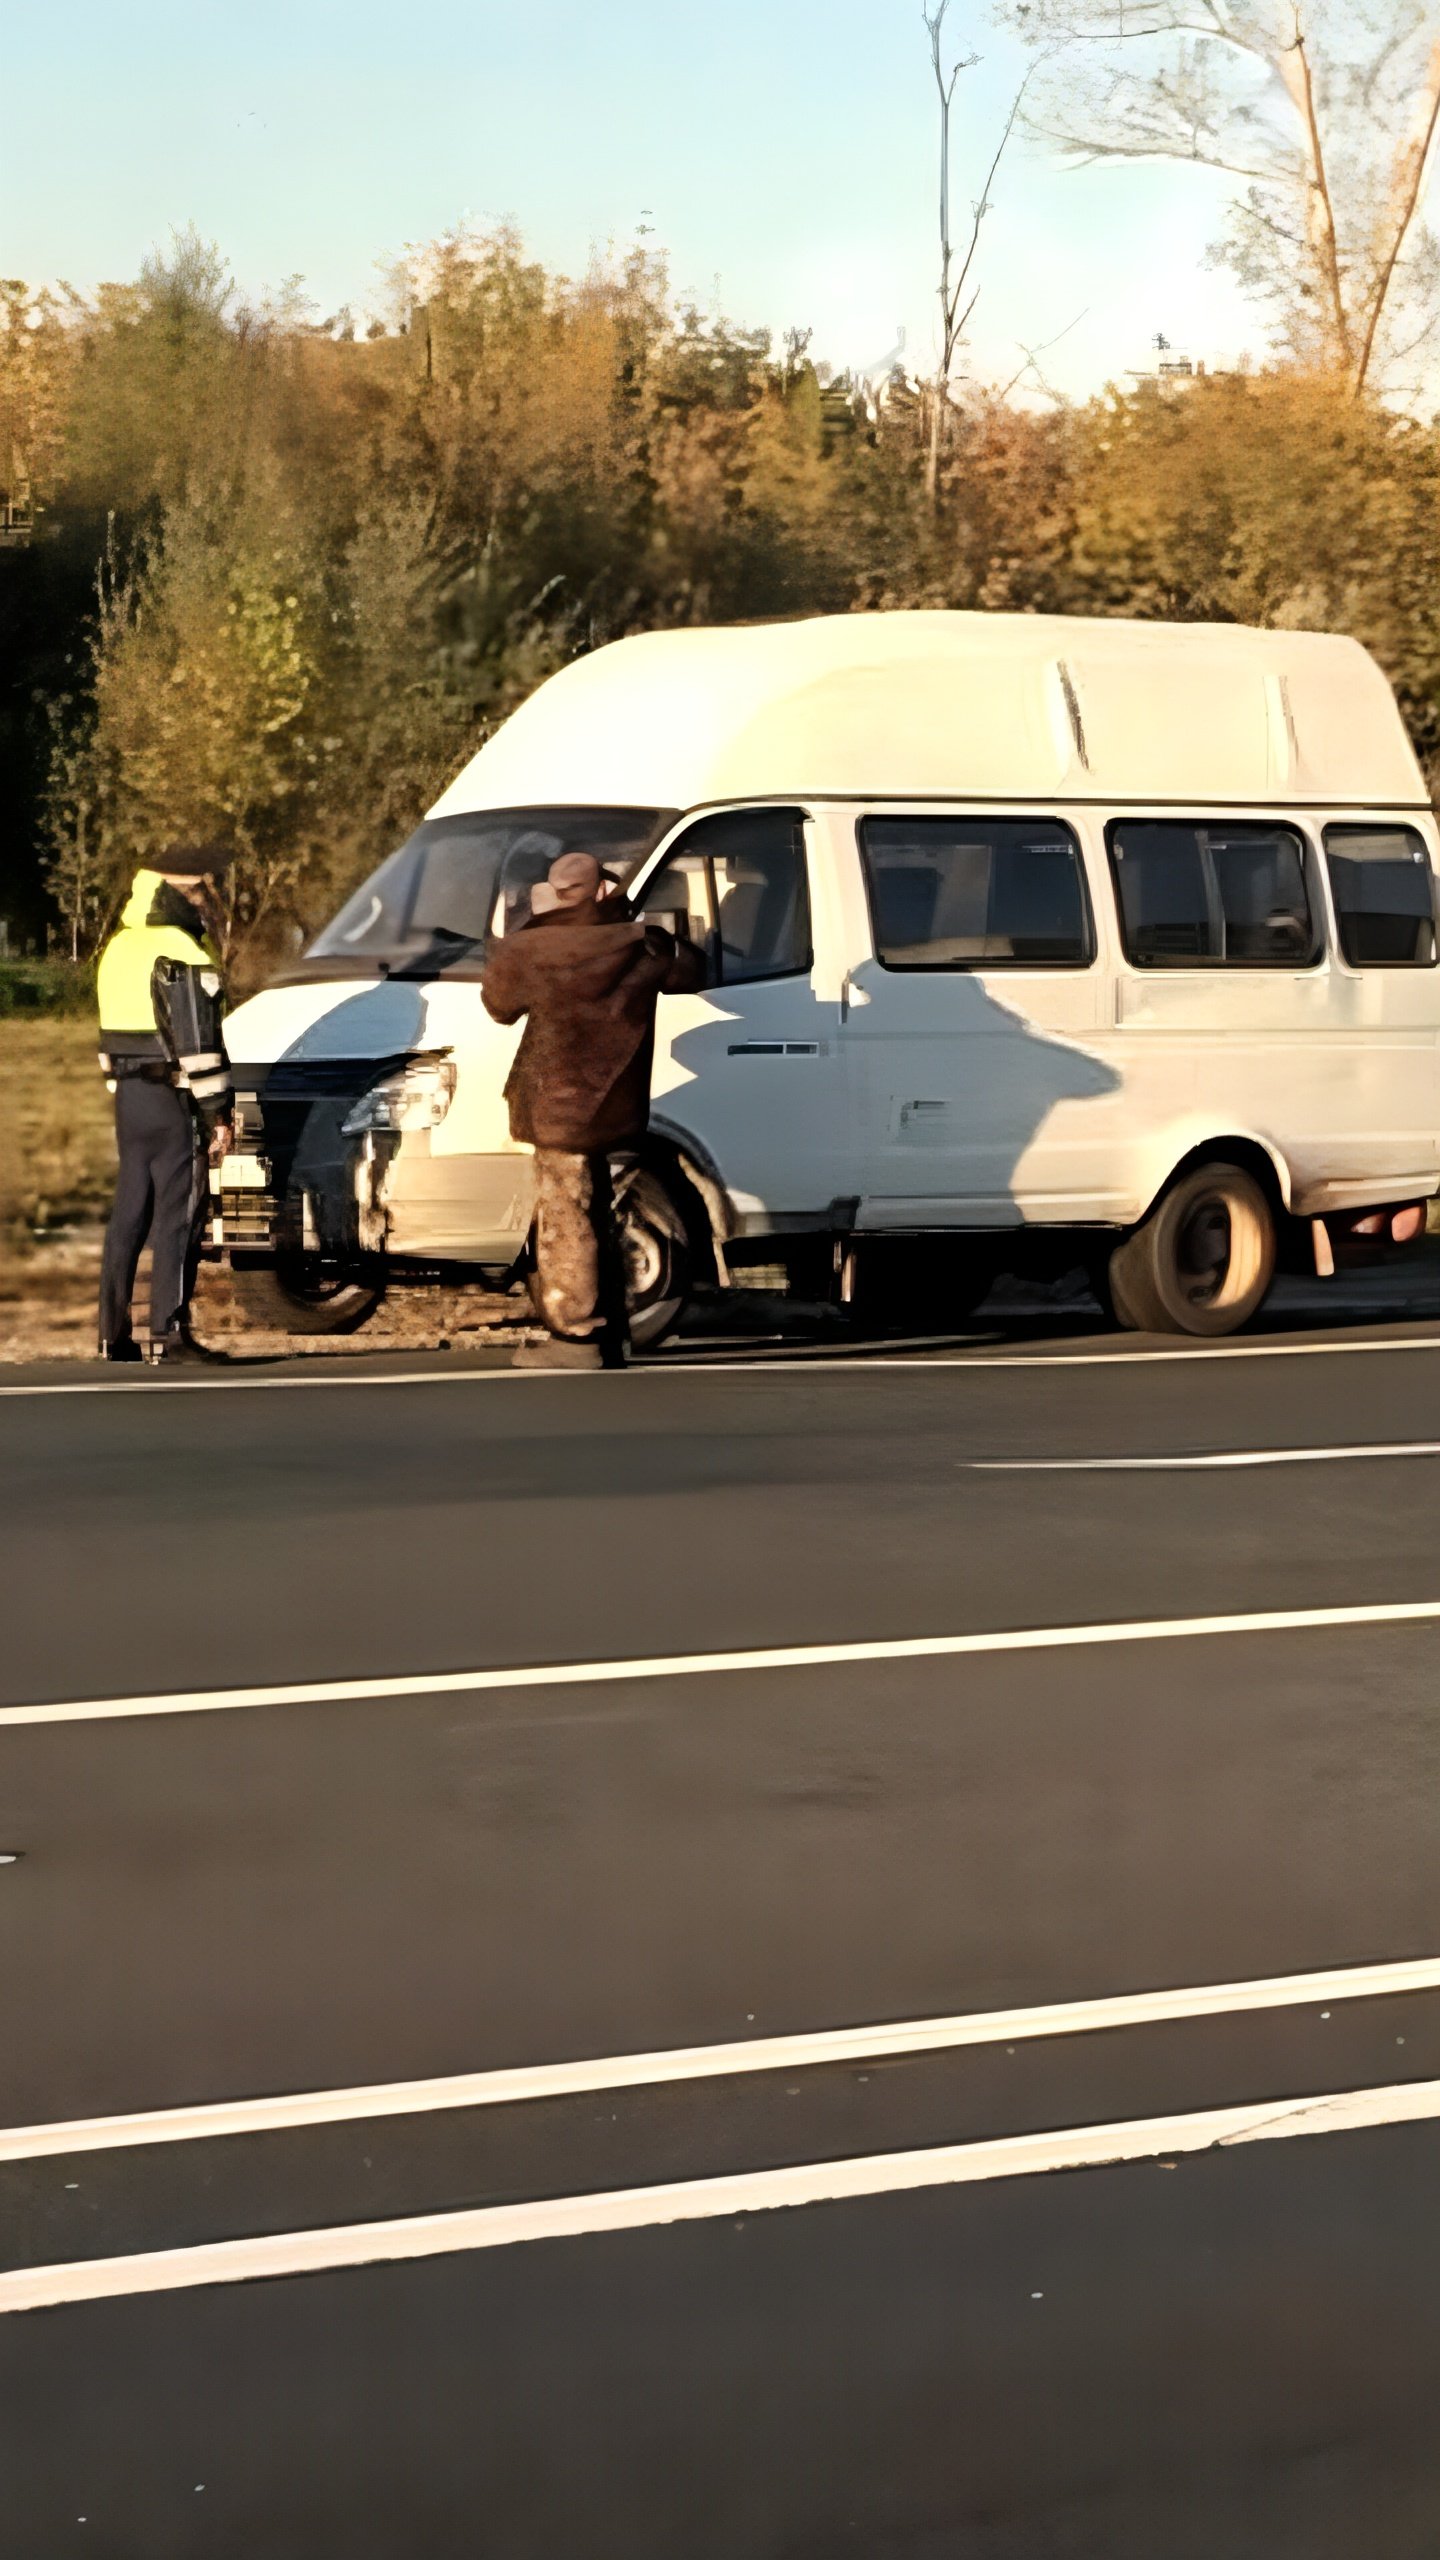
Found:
[0,956,96,1017]
[0,1017,115,1246]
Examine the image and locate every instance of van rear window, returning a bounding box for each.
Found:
[1323,825,1437,968]
[859,816,1092,969]
[1108,821,1319,968]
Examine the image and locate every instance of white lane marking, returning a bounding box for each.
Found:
[5,1331,1440,1394]
[8,1587,1434,1730]
[7,1596,1440,1729]
[7,1951,1439,2164]
[7,2073,1439,2316]
[0,1367,524,1399]
[672,1335,1440,1374]
[973,1442,1440,1473]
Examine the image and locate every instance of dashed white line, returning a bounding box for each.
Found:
[6,1952,1439,2163]
[6,1596,1440,1727]
[7,2074,1440,2315]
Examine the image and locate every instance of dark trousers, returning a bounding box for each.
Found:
[98,1076,203,1346]
[531,1149,630,1358]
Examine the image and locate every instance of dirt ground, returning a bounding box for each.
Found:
[5,1218,1438,1366]
[0,1230,537,1363]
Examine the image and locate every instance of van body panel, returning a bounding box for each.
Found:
[219,615,1440,1287]
[1089,806,1440,1219]
[650,982,847,1221]
[428,613,1426,819]
[382,1146,535,1260]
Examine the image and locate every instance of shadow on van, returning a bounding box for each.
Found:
[273,979,431,1066]
[251,980,433,1257]
[665,967,1121,1221]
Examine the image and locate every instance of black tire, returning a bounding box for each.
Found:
[525,1161,698,1351]
[230,1258,383,1336]
[1106,1163,1276,1337]
[619,1163,698,1347]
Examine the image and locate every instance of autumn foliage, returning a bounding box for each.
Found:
[3,225,1439,977]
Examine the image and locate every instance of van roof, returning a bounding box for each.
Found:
[428,610,1428,819]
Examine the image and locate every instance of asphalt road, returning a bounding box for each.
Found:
[5,1304,1440,2555]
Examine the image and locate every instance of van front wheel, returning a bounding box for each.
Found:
[618,1163,697,1348]
[230,1258,383,1336]
[1107,1164,1276,1337]
[525,1161,697,1351]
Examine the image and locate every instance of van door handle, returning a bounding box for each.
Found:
[726,1041,825,1057]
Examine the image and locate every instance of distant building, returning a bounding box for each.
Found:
[0,465,34,547]
[1126,335,1238,392]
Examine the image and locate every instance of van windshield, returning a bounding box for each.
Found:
[295,808,676,981]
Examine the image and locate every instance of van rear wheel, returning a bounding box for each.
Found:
[1107,1163,1276,1337]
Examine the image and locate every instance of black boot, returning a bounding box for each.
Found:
[98,1334,145,1364]
[147,1326,226,1368]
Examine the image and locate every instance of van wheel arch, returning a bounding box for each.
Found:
[639,1126,728,1286]
[1139,1137,1289,1228]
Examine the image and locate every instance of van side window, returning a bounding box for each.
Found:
[637,809,812,983]
[1108,821,1319,968]
[1323,825,1437,968]
[859,816,1092,969]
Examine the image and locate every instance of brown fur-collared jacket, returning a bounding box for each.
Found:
[482,901,705,1152]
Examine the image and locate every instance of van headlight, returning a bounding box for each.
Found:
[342,1059,457,1135]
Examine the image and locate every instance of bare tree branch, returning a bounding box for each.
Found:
[1033,128,1289,185]
[1002,0,1440,391]
[945,74,1034,332]
[1355,33,1440,391]
[1272,14,1351,366]
[921,3,1030,503]
[997,306,1091,397]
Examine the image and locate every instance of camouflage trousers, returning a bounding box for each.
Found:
[531,1149,630,1359]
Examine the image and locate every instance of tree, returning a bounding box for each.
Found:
[1002,1,1440,391]
[43,491,322,954]
[921,2,1029,502]
[16,213,1440,974]
[0,280,79,525]
[305,490,473,918]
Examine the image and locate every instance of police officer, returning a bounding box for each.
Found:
[95,844,236,1365]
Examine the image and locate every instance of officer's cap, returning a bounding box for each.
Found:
[157,840,236,877]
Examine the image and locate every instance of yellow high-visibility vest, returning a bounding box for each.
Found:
[96,871,219,1033]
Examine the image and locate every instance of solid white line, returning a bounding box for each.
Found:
[7,2073,1439,2316]
[7,1952,1440,2165]
[7,1596,1440,1729]
[5,1331,1440,1394]
[669,1335,1440,1375]
[0,1365,523,1399]
[973,1442,1440,1473]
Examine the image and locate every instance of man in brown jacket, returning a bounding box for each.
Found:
[483,851,705,1368]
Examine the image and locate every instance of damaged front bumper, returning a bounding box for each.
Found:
[210,1063,534,1269]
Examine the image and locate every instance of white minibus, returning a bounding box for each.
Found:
[215,610,1440,1340]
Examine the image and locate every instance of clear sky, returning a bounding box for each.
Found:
[4,0,1256,396]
